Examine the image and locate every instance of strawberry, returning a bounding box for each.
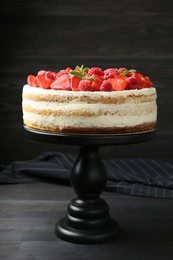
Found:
[37,70,46,76]
[129,72,153,89]
[27,75,38,87]
[87,67,104,76]
[144,76,153,88]
[56,67,71,77]
[91,75,103,91]
[44,71,57,80]
[100,80,112,92]
[50,74,71,90]
[78,79,92,91]
[138,74,153,89]
[36,75,54,89]
[71,76,81,91]
[137,73,147,89]
[108,76,127,91]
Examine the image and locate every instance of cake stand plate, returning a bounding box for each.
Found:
[24,126,156,244]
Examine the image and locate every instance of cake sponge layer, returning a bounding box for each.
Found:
[22,85,157,134]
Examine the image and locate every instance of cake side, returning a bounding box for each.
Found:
[22,85,157,134]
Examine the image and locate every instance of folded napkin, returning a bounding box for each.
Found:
[0,151,173,199]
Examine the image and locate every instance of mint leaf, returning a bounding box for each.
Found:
[74,65,89,76]
[75,65,83,72]
[70,71,84,79]
[70,65,96,80]
[85,75,96,80]
[119,69,136,76]
[83,67,89,74]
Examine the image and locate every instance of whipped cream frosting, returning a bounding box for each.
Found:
[22,85,157,133]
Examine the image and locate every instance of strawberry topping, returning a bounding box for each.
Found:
[103,68,119,79]
[100,80,112,92]
[78,79,92,91]
[26,66,153,91]
[87,67,104,77]
[108,76,127,91]
[50,74,71,90]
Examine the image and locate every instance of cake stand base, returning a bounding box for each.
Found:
[55,145,120,244]
[24,126,156,244]
[55,198,119,244]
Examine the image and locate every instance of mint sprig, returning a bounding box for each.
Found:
[119,69,136,76]
[70,65,96,80]
[75,65,89,75]
[70,71,84,79]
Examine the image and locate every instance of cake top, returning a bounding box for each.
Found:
[27,65,153,92]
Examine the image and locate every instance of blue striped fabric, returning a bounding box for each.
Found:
[0,151,173,198]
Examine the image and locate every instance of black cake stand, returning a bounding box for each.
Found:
[24,126,156,244]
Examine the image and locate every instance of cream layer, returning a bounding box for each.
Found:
[23,100,156,117]
[23,85,157,101]
[23,112,156,129]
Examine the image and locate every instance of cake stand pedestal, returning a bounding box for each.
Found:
[24,126,155,244]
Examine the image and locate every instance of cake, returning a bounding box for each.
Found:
[22,65,157,134]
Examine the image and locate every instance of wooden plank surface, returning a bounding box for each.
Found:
[0,182,173,260]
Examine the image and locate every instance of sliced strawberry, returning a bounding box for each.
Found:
[37,70,46,76]
[144,76,153,88]
[108,76,127,91]
[27,75,38,87]
[36,75,54,89]
[138,74,153,88]
[71,76,81,91]
[138,74,147,89]
[50,74,71,90]
[56,67,71,77]
[44,71,57,80]
[130,72,153,89]
[91,75,103,91]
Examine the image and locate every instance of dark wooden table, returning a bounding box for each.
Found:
[0,182,173,260]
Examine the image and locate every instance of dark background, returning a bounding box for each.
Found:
[0,0,173,165]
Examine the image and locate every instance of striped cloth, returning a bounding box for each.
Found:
[0,151,173,198]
